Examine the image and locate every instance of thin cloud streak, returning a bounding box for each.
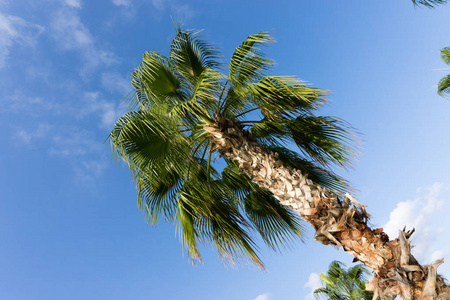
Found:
[112,0,131,6]
[0,13,44,68]
[49,6,116,75]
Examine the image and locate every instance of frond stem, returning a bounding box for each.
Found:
[234,107,260,119]
[187,137,208,177]
[216,79,228,113]
[238,120,261,124]
[206,142,213,184]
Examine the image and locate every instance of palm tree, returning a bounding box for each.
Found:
[438,47,450,98]
[110,28,450,300]
[314,261,373,300]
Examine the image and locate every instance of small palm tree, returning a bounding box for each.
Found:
[438,47,450,97]
[314,261,373,300]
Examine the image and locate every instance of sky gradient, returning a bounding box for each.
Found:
[1,1,450,299]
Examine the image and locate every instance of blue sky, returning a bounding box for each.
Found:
[1,0,450,299]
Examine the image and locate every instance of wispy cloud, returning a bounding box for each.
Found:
[172,4,196,21]
[50,127,101,157]
[50,6,116,75]
[81,91,122,129]
[101,71,132,95]
[64,0,82,8]
[151,0,165,11]
[304,272,322,300]
[0,93,54,114]
[254,293,271,300]
[0,13,44,68]
[112,0,131,7]
[74,159,108,183]
[15,122,108,182]
[150,0,196,22]
[15,123,52,144]
[384,182,450,268]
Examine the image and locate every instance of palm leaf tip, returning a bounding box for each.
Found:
[412,0,448,7]
[441,47,450,65]
[438,47,450,98]
[438,74,450,97]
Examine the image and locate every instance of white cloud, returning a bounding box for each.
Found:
[81,91,120,128]
[74,159,108,183]
[50,8,93,50]
[112,0,131,6]
[172,4,195,21]
[0,13,44,68]
[16,123,52,144]
[0,93,54,114]
[304,272,322,300]
[50,127,100,157]
[15,123,108,182]
[50,8,116,74]
[101,71,131,95]
[149,0,195,21]
[64,0,81,8]
[151,0,165,11]
[384,182,450,264]
[254,293,271,300]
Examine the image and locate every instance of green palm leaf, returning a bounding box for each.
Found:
[441,47,450,65]
[438,47,450,98]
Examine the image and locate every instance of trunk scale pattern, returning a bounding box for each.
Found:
[204,119,450,300]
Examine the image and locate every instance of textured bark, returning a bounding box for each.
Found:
[204,119,450,300]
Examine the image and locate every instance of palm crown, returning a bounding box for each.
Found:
[314,261,373,300]
[110,28,357,268]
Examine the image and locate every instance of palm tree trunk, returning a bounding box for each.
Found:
[204,119,450,300]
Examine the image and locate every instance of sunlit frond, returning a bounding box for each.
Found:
[242,187,304,251]
[287,116,358,170]
[441,47,450,65]
[438,74,450,98]
[248,76,328,119]
[228,32,274,86]
[170,27,221,88]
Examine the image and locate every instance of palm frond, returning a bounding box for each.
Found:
[287,115,358,170]
[266,146,353,193]
[221,162,305,251]
[412,0,447,7]
[176,179,264,268]
[441,47,450,65]
[248,76,328,119]
[221,32,275,116]
[141,51,182,99]
[170,28,221,88]
[438,74,450,97]
[228,32,274,86]
[243,187,305,251]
